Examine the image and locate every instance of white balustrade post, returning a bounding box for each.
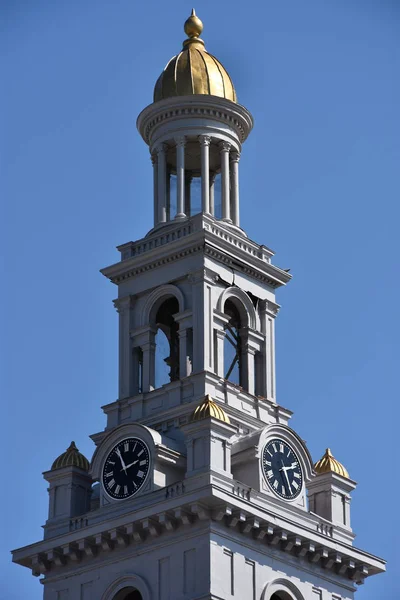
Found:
[175,136,186,219]
[151,152,158,228]
[199,135,211,214]
[230,150,240,226]
[156,143,167,223]
[220,142,231,221]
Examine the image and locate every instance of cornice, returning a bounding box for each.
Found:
[12,475,385,585]
[137,95,253,146]
[102,225,290,290]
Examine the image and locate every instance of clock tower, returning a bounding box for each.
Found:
[12,10,385,600]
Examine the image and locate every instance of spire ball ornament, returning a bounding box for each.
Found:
[184,8,203,39]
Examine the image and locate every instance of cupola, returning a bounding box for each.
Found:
[137,10,253,233]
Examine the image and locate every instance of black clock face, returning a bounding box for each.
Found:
[262,438,303,500]
[102,438,150,500]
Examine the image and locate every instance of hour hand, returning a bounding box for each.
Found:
[123,460,139,471]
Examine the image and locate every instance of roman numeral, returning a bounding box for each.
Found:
[137,470,144,478]
[265,460,272,466]
[279,443,284,453]
[272,443,277,453]
[124,486,128,495]
[114,485,121,495]
[281,485,285,495]
[137,449,144,457]
[108,461,115,465]
[105,472,113,478]
[108,479,115,488]
[139,460,147,466]
[273,479,279,489]
[267,469,273,478]
[124,442,129,452]
[294,471,301,479]
[292,480,299,490]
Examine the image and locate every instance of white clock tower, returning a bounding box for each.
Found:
[12,10,385,600]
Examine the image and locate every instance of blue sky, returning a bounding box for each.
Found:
[1,1,399,598]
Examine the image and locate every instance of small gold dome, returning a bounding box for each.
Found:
[190,395,231,424]
[314,448,349,479]
[154,9,237,104]
[51,441,90,471]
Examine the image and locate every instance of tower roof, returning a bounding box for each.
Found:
[190,395,231,424]
[314,448,349,479]
[154,9,237,104]
[51,441,90,472]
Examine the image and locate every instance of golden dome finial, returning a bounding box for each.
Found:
[314,448,349,479]
[190,394,231,424]
[184,8,204,42]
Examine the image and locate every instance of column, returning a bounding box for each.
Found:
[230,150,240,226]
[178,328,188,378]
[199,135,211,214]
[141,328,156,392]
[156,143,167,223]
[213,311,230,378]
[175,136,186,219]
[151,152,158,228]
[241,337,256,396]
[185,174,192,216]
[113,296,134,400]
[209,173,216,216]
[219,141,231,221]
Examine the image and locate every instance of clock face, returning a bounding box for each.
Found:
[102,437,150,500]
[262,438,303,500]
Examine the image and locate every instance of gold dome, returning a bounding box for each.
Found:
[190,395,231,424]
[51,441,90,472]
[154,9,237,104]
[314,448,349,479]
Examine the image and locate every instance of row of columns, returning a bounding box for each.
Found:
[151,136,241,228]
[116,296,276,403]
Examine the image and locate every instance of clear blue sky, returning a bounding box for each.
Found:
[1,1,399,598]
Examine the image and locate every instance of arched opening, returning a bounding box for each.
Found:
[155,297,179,386]
[223,299,243,387]
[113,588,143,600]
[271,594,293,600]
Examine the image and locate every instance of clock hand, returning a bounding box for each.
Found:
[116,448,128,475]
[280,462,298,472]
[121,459,139,471]
[279,461,292,494]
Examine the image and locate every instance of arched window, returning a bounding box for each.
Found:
[154,297,179,386]
[270,591,295,600]
[113,588,143,600]
[223,299,243,386]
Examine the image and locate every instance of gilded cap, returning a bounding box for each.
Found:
[190,395,231,424]
[314,448,349,479]
[154,9,237,103]
[51,441,90,472]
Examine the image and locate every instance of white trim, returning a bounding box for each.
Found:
[141,283,185,326]
[101,573,151,600]
[217,286,258,330]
